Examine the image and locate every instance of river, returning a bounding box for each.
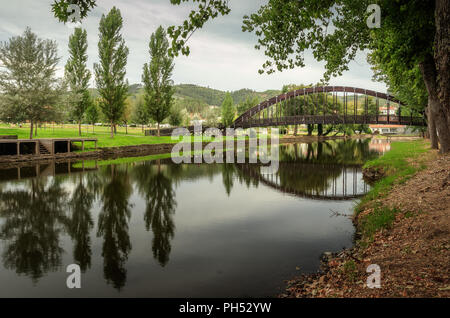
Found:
[0,138,388,297]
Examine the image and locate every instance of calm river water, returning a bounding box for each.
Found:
[0,139,387,297]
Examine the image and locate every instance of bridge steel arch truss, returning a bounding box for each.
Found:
[233,86,426,129]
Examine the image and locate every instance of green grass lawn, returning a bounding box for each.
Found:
[0,124,253,150]
[0,122,362,152]
[355,139,430,245]
[0,125,177,149]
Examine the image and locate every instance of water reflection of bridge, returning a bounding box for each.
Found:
[236,163,369,201]
[0,141,374,289]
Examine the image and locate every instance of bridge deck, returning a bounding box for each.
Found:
[234,114,425,128]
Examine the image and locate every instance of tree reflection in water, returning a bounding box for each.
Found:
[0,178,69,283]
[0,138,386,290]
[134,160,177,267]
[97,165,132,290]
[66,174,95,272]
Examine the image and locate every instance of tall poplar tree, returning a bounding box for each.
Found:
[142,26,174,137]
[65,28,91,136]
[94,7,129,138]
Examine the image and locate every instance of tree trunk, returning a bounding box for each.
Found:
[427,104,439,149]
[435,0,450,129]
[157,122,160,137]
[419,56,450,153]
[110,121,114,138]
[114,124,117,134]
[294,124,298,136]
[317,124,323,136]
[29,121,33,139]
[34,122,38,137]
[78,122,82,136]
[92,124,95,134]
[125,123,128,134]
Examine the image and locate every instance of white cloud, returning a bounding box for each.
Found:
[0,0,387,93]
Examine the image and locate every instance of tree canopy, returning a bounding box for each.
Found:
[164,0,450,152]
[52,0,97,23]
[221,93,235,127]
[0,28,64,138]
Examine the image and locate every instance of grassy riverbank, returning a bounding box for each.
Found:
[0,124,364,152]
[355,140,430,245]
[283,139,450,298]
[0,126,245,150]
[0,126,176,148]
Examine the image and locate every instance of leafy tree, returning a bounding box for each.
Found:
[85,97,99,133]
[0,28,64,139]
[168,0,231,57]
[94,7,129,138]
[52,0,97,23]
[132,94,149,132]
[52,1,450,151]
[65,28,91,136]
[167,0,450,152]
[183,110,191,127]
[142,26,175,137]
[368,40,434,147]
[221,93,235,127]
[205,107,220,127]
[237,96,259,116]
[122,97,134,134]
[169,104,183,127]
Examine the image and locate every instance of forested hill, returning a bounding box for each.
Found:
[173,84,281,106]
[89,83,281,106]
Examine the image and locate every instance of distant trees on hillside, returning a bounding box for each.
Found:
[237,96,259,116]
[175,84,225,106]
[174,84,279,107]
[169,104,183,127]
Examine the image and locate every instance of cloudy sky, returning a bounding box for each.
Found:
[0,0,387,93]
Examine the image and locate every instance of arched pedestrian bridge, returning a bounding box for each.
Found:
[233,86,426,129]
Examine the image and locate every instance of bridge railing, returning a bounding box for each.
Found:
[235,114,426,129]
[233,86,427,128]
